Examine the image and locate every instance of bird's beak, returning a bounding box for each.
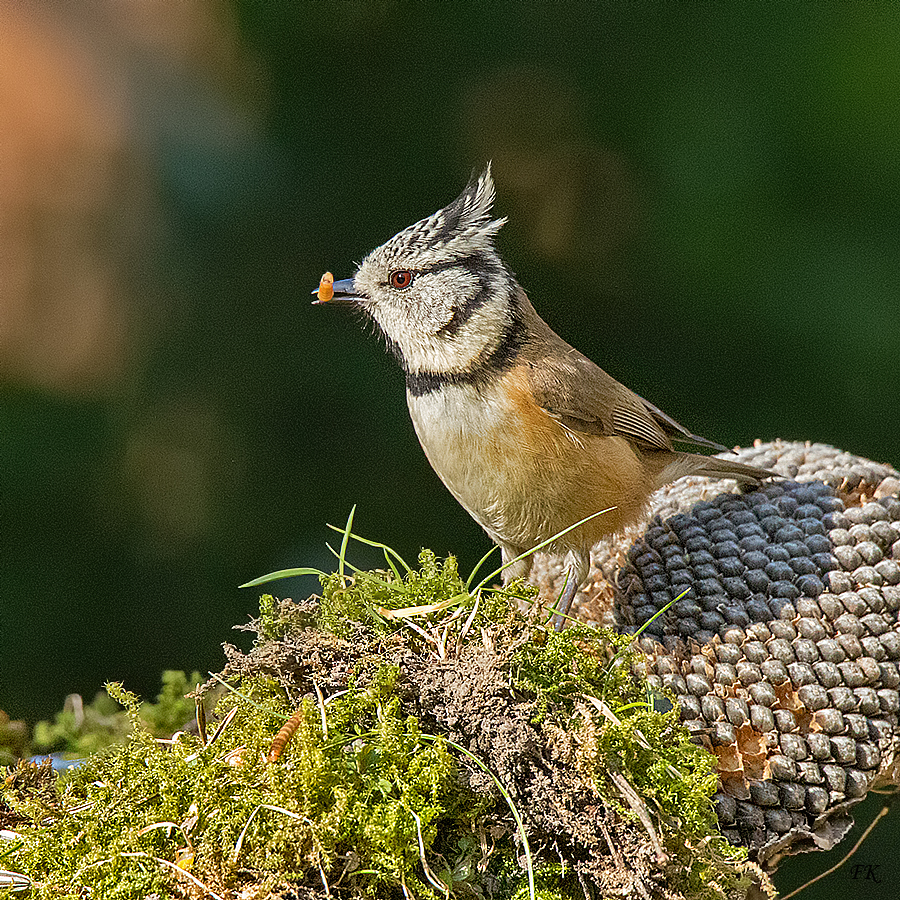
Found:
[311,276,362,305]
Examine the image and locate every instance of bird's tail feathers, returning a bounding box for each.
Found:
[654,452,775,488]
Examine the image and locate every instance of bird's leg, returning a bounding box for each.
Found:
[500,545,531,584]
[550,550,588,631]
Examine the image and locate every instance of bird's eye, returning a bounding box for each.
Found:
[389,270,413,290]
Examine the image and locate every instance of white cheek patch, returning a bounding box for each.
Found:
[397,293,510,374]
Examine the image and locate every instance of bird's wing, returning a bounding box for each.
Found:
[527,352,672,450]
[527,350,726,453]
[637,396,730,453]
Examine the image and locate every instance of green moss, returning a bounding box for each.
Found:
[27,670,202,759]
[513,625,718,833]
[2,671,492,898]
[511,623,616,720]
[510,623,747,899]
[317,549,476,637]
[2,545,749,900]
[257,591,289,641]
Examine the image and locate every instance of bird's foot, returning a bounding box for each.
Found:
[549,573,580,631]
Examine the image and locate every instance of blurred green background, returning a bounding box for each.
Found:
[1,4,899,891]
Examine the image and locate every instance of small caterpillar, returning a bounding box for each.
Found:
[316,271,334,303]
[267,708,304,762]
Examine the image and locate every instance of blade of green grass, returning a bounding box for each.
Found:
[0,840,24,864]
[383,547,402,582]
[337,505,356,582]
[464,545,499,591]
[323,544,401,593]
[600,589,685,699]
[325,523,413,573]
[541,570,572,627]
[239,567,326,589]
[472,506,616,596]
[325,542,364,575]
[632,589,685,640]
[614,701,653,714]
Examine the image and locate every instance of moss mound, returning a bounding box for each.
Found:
[2,547,758,899]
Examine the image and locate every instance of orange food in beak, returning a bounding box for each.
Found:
[316,271,334,303]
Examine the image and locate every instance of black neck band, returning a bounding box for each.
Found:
[405,310,526,397]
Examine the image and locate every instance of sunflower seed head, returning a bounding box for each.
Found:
[531,440,900,866]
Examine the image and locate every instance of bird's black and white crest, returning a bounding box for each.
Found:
[376,165,507,266]
[349,165,521,379]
